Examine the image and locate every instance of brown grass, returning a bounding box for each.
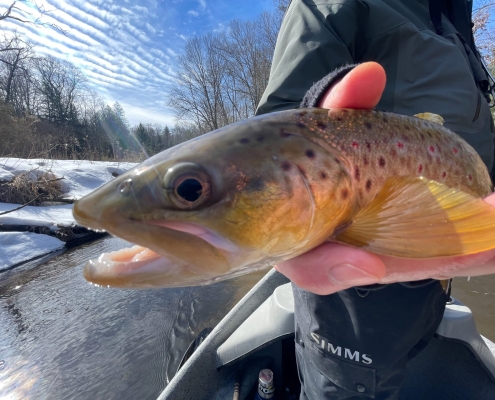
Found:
[0,170,66,206]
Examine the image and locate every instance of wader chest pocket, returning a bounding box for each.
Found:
[296,340,376,397]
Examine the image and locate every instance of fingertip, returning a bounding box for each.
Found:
[319,62,386,109]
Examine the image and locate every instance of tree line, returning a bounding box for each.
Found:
[0,30,183,161]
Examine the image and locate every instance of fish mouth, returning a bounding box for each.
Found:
[82,220,241,288]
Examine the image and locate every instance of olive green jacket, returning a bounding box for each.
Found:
[257,0,494,170]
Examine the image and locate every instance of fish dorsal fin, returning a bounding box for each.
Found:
[335,176,495,258]
[414,112,444,125]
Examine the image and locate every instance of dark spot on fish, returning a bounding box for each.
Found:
[383,117,388,123]
[405,125,410,131]
[320,171,327,179]
[427,153,433,162]
[453,147,458,154]
[427,131,433,138]
[341,188,349,200]
[366,179,372,191]
[429,145,435,152]
[299,111,308,116]
[363,156,369,165]
[468,174,473,181]
[281,161,291,171]
[336,117,343,122]
[334,157,341,164]
[297,122,306,128]
[397,142,404,149]
[442,172,447,178]
[342,109,349,113]
[364,122,372,130]
[247,177,265,191]
[306,149,315,158]
[354,166,360,181]
[418,164,423,173]
[420,133,425,140]
[257,136,264,141]
[378,157,386,167]
[317,121,326,129]
[239,138,250,144]
[280,130,291,138]
[365,141,371,151]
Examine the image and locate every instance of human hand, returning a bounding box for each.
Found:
[275,62,495,295]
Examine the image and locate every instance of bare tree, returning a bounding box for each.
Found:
[0,1,67,34]
[0,31,35,110]
[34,56,86,124]
[168,33,231,131]
[168,11,282,131]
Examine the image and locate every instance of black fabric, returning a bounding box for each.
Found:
[293,281,448,400]
[300,64,358,108]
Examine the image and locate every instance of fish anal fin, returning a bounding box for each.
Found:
[335,176,495,258]
[414,112,444,125]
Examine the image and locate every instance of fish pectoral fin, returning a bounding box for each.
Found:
[335,176,495,258]
[413,112,445,125]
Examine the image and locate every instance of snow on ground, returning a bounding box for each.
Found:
[0,158,137,270]
[0,232,65,271]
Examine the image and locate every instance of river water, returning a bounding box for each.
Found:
[0,237,264,400]
[0,237,494,399]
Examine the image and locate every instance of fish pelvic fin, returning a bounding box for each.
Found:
[335,176,495,258]
[414,112,445,125]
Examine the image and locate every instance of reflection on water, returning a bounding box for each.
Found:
[453,276,495,341]
[0,237,265,400]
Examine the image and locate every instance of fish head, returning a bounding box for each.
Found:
[73,110,354,288]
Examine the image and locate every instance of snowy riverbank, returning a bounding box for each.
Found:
[0,158,136,271]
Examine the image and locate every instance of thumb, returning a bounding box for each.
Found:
[318,62,386,109]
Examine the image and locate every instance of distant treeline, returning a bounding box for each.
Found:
[0,32,202,161]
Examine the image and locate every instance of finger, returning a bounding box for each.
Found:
[318,62,386,109]
[379,249,495,282]
[275,242,386,295]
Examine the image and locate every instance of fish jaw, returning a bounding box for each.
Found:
[83,245,236,288]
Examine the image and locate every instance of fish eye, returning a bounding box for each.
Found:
[163,163,211,209]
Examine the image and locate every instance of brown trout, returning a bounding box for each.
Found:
[73,108,495,288]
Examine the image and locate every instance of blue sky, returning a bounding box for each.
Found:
[0,0,277,126]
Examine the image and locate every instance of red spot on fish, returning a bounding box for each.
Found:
[281,161,291,171]
[341,188,349,200]
[442,172,447,178]
[453,148,458,154]
[354,166,360,181]
[429,145,435,152]
[418,165,423,173]
[468,174,473,181]
[352,141,359,148]
[397,142,404,149]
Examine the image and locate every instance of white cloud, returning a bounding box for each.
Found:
[187,10,199,17]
